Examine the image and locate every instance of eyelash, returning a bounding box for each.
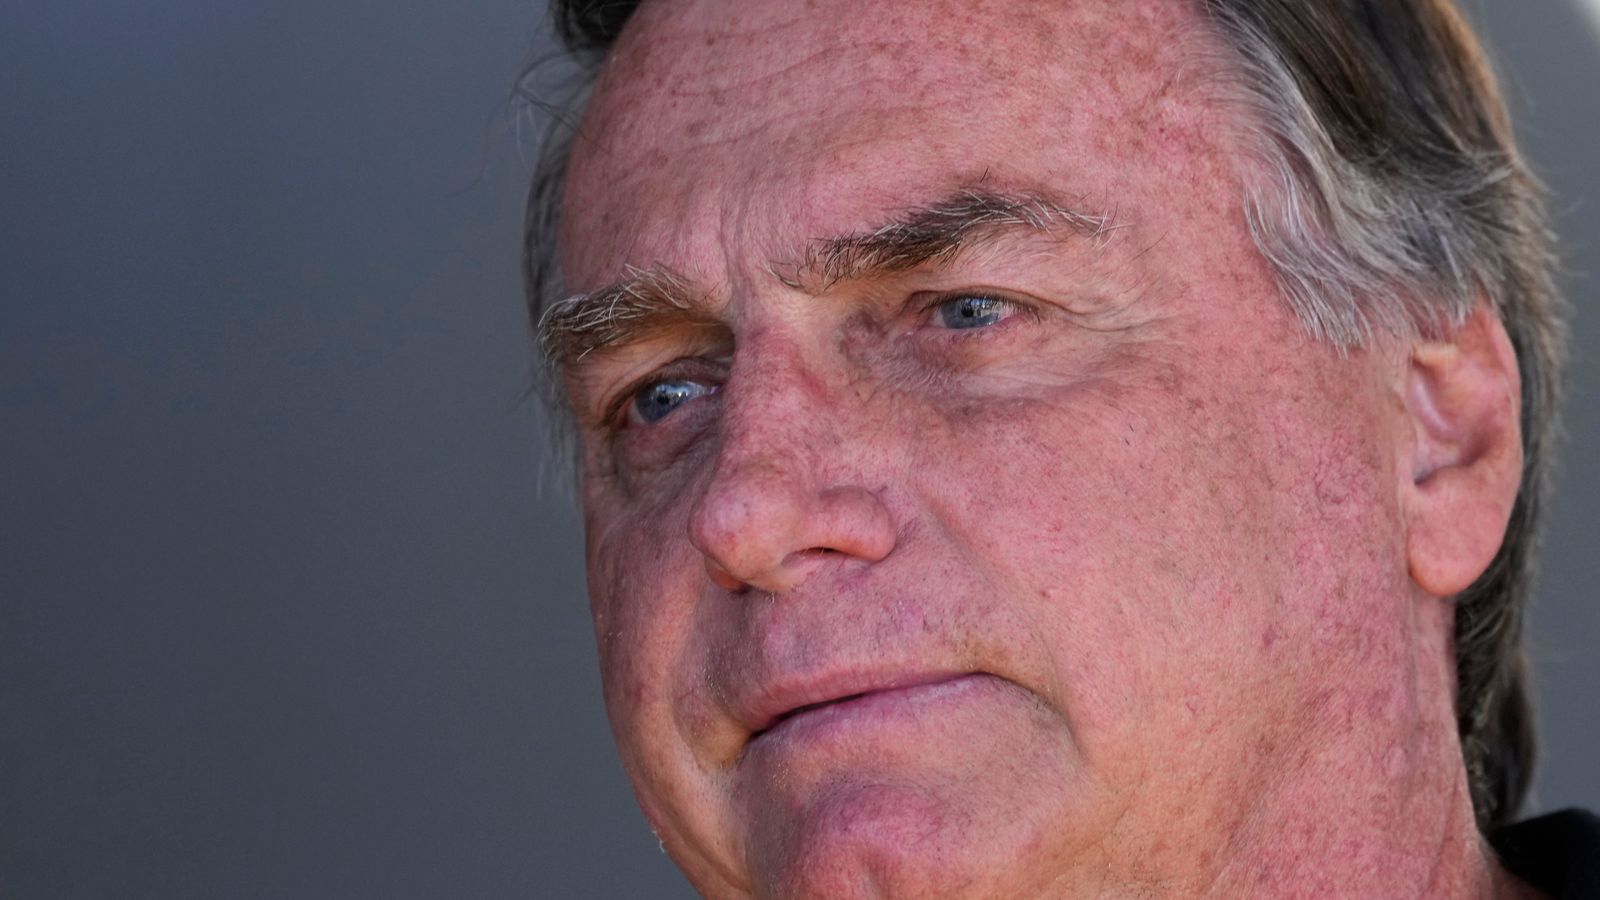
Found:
[601,291,1038,431]
[912,290,1040,340]
[601,360,720,432]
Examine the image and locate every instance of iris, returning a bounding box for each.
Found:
[633,379,713,424]
[939,295,1009,329]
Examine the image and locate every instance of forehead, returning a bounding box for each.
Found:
[559,0,1232,293]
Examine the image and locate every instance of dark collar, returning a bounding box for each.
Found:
[1491,809,1600,899]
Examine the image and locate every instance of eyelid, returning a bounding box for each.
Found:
[598,358,723,431]
[912,289,1042,327]
[593,290,1035,426]
[624,379,718,428]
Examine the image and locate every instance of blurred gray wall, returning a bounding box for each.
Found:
[0,2,1593,897]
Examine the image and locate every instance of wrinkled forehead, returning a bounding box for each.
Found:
[558,0,1226,292]
[591,0,1086,116]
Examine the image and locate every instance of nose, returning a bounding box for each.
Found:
[687,346,897,594]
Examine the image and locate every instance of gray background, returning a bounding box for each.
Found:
[1,2,1594,897]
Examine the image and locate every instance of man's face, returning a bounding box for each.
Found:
[557,1,1428,896]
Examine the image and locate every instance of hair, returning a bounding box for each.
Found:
[521,0,1566,831]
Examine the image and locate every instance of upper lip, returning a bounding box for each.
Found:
[738,667,979,738]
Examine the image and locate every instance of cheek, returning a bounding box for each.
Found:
[890,334,1402,748]
[881,352,1195,705]
[584,493,705,739]
[893,335,1238,585]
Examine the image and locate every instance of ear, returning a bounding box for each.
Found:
[1402,305,1523,598]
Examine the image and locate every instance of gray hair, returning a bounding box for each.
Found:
[521,0,1566,830]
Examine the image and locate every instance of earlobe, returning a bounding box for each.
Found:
[1402,306,1523,598]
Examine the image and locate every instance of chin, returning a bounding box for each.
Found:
[715,679,1085,898]
[741,775,1069,900]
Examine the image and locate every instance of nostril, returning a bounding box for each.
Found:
[779,547,837,571]
[705,558,748,592]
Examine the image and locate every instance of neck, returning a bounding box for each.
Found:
[1199,599,1540,900]
[1196,773,1510,898]
[1415,786,1537,900]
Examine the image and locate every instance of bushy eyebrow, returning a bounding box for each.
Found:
[539,188,1116,373]
[538,264,714,369]
[783,188,1115,290]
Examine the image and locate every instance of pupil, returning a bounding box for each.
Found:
[634,380,704,424]
[942,296,1003,329]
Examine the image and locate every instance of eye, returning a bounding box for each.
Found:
[628,378,715,426]
[933,294,1020,330]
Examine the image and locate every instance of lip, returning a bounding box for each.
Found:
[742,670,986,744]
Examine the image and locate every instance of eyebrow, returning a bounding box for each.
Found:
[539,187,1116,372]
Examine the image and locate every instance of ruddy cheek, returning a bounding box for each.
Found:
[589,523,672,671]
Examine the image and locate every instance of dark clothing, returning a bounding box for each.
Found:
[1492,809,1600,899]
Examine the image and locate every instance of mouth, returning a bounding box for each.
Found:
[754,691,875,738]
[746,672,988,746]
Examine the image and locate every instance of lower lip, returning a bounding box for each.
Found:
[749,673,1003,753]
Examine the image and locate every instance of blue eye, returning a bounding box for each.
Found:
[937,295,1012,329]
[631,379,714,425]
